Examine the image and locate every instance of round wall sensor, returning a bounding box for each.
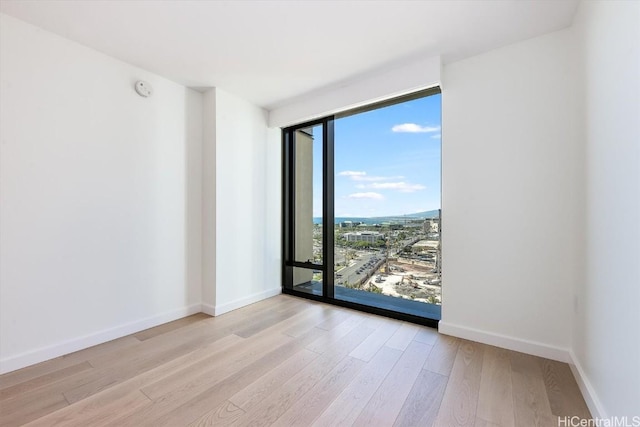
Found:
[135,80,152,97]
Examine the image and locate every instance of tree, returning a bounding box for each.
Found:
[368,284,383,294]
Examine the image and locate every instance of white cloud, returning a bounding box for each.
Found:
[431,133,441,139]
[370,182,426,193]
[338,171,366,177]
[339,170,404,182]
[354,175,404,182]
[347,192,384,200]
[392,123,441,133]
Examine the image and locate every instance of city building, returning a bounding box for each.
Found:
[338,220,362,228]
[423,218,440,233]
[343,231,384,243]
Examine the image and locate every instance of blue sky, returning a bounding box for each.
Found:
[311,94,441,218]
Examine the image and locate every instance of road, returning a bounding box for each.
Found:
[335,251,383,287]
[333,236,424,287]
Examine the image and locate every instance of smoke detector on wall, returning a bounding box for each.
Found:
[135,80,152,97]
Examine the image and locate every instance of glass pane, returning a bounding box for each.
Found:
[292,267,323,296]
[294,125,323,264]
[333,94,442,318]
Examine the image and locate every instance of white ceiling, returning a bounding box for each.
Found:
[0,0,580,109]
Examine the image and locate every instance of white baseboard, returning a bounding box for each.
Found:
[568,350,606,419]
[212,287,282,316]
[201,303,216,316]
[438,321,570,363]
[0,288,283,374]
[0,303,201,374]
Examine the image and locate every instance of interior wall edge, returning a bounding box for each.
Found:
[569,349,607,419]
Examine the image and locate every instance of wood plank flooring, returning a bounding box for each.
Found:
[0,295,592,426]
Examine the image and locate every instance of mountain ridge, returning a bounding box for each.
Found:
[313,209,440,225]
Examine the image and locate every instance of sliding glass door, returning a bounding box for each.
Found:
[283,88,441,326]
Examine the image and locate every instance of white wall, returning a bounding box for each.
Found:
[201,88,282,315]
[269,56,441,128]
[571,0,640,418]
[0,14,203,373]
[439,27,583,361]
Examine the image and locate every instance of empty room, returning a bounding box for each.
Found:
[0,1,638,426]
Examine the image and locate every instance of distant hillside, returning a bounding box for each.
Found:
[396,210,440,219]
[314,209,440,224]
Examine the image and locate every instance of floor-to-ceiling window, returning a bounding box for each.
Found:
[282,88,441,326]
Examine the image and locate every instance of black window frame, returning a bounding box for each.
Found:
[282,87,441,328]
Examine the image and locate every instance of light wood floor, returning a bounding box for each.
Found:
[0,295,591,426]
